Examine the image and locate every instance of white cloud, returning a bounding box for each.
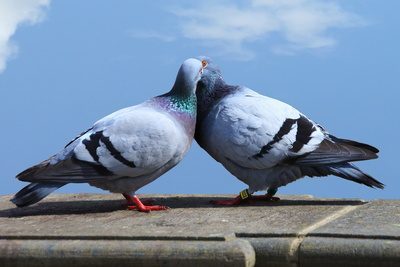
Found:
[171,0,365,59]
[0,0,50,73]
[128,29,175,42]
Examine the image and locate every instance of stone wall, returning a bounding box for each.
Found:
[0,194,399,267]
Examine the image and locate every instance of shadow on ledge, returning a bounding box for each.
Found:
[0,196,366,218]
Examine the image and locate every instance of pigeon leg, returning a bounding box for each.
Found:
[265,187,280,201]
[210,195,243,205]
[122,193,168,212]
[122,194,155,206]
[251,195,280,201]
[210,189,251,206]
[250,187,280,201]
[266,187,280,201]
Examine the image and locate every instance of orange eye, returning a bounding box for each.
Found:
[201,60,208,68]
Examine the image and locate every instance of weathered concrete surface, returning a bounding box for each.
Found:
[0,239,255,267]
[310,200,400,239]
[0,194,356,238]
[0,194,399,267]
[300,237,400,267]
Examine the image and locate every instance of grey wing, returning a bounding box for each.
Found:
[205,88,382,190]
[206,90,326,170]
[16,128,117,183]
[16,157,114,183]
[17,105,185,184]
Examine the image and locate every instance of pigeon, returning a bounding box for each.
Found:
[195,57,383,205]
[11,58,207,212]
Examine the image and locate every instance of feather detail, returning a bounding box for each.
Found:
[12,58,203,207]
[294,135,378,165]
[195,60,382,194]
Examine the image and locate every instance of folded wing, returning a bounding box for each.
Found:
[17,105,183,184]
[206,88,325,170]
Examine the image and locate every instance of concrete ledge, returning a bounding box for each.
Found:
[300,237,400,267]
[0,194,399,267]
[0,239,255,267]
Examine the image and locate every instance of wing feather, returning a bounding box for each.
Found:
[17,105,185,183]
[202,88,325,169]
[294,135,379,166]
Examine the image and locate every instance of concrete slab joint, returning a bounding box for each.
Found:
[288,205,359,264]
[0,194,399,267]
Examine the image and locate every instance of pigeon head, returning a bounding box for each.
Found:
[195,56,232,113]
[171,58,206,97]
[196,56,223,94]
[195,57,239,130]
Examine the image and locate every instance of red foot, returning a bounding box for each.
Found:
[123,194,156,205]
[268,196,280,201]
[211,193,280,206]
[125,198,155,206]
[122,194,169,213]
[141,199,156,205]
[127,204,169,212]
[251,195,280,202]
[210,196,245,206]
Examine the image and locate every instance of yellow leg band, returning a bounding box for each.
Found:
[240,189,250,200]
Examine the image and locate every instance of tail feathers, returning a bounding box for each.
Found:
[328,134,379,154]
[16,160,51,181]
[300,162,384,189]
[327,163,384,189]
[16,157,113,184]
[295,136,379,166]
[11,182,65,207]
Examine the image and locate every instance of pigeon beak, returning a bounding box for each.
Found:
[201,59,208,70]
[198,59,208,76]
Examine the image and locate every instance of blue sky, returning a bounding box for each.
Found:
[0,0,398,199]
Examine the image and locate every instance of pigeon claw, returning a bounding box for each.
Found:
[251,195,280,202]
[268,196,280,201]
[210,196,245,206]
[124,198,155,206]
[210,193,281,206]
[122,193,168,213]
[127,205,169,212]
[123,193,156,205]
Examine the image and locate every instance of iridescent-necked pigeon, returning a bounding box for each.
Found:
[12,58,207,212]
[195,57,383,205]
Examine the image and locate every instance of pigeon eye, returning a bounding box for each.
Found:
[201,60,208,68]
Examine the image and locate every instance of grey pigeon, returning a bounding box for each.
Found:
[12,58,207,212]
[195,57,383,205]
